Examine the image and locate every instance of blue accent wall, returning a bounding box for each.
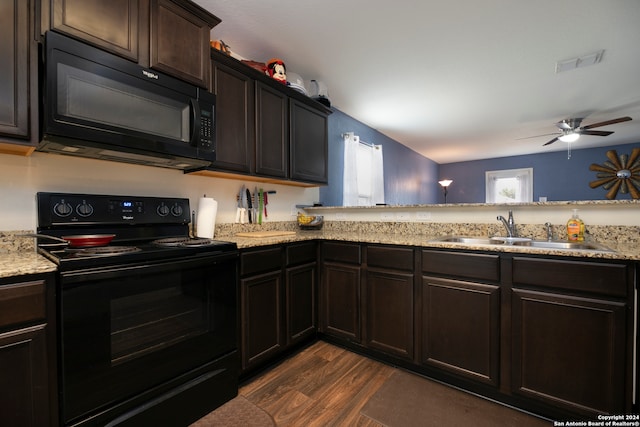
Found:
[320,108,440,206]
[319,108,639,205]
[439,142,640,203]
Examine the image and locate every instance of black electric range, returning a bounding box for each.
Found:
[36,192,236,271]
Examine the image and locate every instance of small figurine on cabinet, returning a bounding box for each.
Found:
[265,58,287,84]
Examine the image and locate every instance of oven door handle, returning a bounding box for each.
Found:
[61,251,238,285]
[189,98,201,147]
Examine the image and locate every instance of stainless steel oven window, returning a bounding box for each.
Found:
[57,63,190,142]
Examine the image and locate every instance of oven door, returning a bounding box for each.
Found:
[58,252,238,425]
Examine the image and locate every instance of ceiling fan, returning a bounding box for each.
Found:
[536,116,633,146]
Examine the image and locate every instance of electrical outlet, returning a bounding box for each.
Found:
[416,212,432,220]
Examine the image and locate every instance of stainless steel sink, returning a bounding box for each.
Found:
[431,236,497,245]
[511,240,614,251]
[429,236,532,245]
[429,236,614,252]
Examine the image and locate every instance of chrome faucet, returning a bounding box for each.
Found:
[545,222,553,241]
[497,210,516,237]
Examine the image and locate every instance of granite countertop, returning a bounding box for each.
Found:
[0,252,58,279]
[223,230,640,261]
[1,224,637,280]
[0,231,57,279]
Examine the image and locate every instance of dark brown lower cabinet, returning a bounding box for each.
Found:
[284,241,636,420]
[510,256,632,417]
[421,276,500,386]
[366,269,414,359]
[0,324,49,426]
[365,245,415,360]
[320,262,361,342]
[240,242,317,374]
[241,270,283,369]
[320,242,362,342]
[0,275,56,426]
[286,262,316,345]
[512,289,627,417]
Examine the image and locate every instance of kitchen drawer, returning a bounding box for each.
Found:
[240,247,282,276]
[512,257,628,298]
[422,250,500,282]
[367,245,414,271]
[322,242,361,265]
[0,280,46,329]
[286,242,317,266]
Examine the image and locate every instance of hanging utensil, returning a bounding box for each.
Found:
[235,185,246,223]
[246,188,253,223]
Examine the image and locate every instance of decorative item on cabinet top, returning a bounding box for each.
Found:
[589,148,640,199]
[210,40,231,55]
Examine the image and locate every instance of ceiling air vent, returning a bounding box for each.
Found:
[555,50,604,73]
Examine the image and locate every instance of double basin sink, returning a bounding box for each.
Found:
[430,236,614,252]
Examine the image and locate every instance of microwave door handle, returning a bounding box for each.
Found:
[190,98,201,147]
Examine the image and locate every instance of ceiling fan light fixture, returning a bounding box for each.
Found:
[559,133,580,143]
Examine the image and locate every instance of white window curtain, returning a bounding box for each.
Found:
[343,132,384,206]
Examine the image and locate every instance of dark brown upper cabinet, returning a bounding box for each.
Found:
[209,58,255,173]
[150,0,217,87]
[47,0,220,87]
[197,49,331,186]
[255,81,288,178]
[290,99,328,184]
[0,0,39,155]
[50,0,142,62]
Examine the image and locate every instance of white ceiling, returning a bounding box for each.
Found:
[193,0,640,164]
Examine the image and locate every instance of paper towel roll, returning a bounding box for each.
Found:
[196,197,217,239]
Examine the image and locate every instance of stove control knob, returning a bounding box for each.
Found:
[157,203,170,217]
[170,203,183,217]
[76,201,94,217]
[53,201,73,217]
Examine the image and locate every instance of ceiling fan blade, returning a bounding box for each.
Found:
[543,137,559,146]
[581,116,632,130]
[579,130,614,137]
[516,133,559,140]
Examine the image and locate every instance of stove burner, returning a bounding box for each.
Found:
[72,246,142,257]
[152,237,214,247]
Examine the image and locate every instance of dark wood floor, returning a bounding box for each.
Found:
[239,341,550,426]
[240,341,392,426]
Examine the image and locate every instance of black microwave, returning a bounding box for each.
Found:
[38,31,216,171]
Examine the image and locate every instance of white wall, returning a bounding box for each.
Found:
[0,152,320,231]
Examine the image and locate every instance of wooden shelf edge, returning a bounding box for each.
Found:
[188,169,325,188]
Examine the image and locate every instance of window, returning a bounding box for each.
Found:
[343,133,384,206]
[485,168,533,203]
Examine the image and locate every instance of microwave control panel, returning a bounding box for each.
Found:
[197,89,215,152]
[199,107,214,150]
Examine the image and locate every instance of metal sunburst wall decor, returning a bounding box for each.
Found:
[589,148,640,199]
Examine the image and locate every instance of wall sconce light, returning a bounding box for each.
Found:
[438,179,453,203]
